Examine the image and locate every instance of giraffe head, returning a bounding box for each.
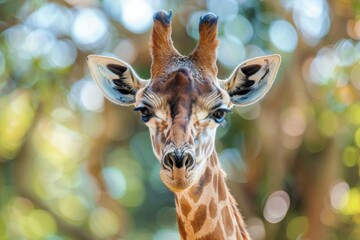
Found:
[87,10,281,193]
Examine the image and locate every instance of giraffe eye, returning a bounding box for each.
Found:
[134,107,153,122]
[212,109,230,123]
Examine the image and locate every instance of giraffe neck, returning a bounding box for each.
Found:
[174,151,250,240]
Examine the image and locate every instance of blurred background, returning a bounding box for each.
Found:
[0,0,360,239]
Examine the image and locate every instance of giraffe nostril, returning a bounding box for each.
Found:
[163,152,195,171]
[163,153,174,170]
[184,154,195,170]
[184,155,189,167]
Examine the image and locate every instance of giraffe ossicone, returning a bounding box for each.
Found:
[88,10,281,240]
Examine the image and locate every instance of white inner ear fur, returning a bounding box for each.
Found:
[87,55,149,106]
[219,54,281,106]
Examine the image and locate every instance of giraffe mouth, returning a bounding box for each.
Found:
[160,169,195,192]
[160,163,197,192]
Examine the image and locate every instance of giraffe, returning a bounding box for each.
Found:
[87,10,281,240]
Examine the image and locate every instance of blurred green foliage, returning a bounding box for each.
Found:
[0,0,360,239]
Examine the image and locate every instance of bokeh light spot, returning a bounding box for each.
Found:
[334,39,355,67]
[342,147,358,167]
[235,103,261,120]
[318,110,338,136]
[80,80,105,112]
[102,167,127,199]
[264,190,290,223]
[218,37,245,68]
[224,15,253,44]
[58,194,88,222]
[23,29,55,58]
[25,3,73,36]
[27,209,57,238]
[247,217,266,240]
[308,47,338,85]
[44,39,77,69]
[280,107,306,137]
[354,128,360,148]
[245,44,265,59]
[207,0,239,20]
[4,25,30,50]
[89,207,120,239]
[330,181,349,211]
[269,20,298,53]
[103,0,122,20]
[114,40,137,63]
[121,0,153,34]
[71,8,109,50]
[346,104,360,125]
[118,177,145,208]
[291,0,330,45]
[341,188,360,215]
[286,216,309,240]
[0,91,34,160]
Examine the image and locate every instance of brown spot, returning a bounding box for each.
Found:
[177,215,187,240]
[213,173,218,191]
[189,167,212,203]
[209,198,217,218]
[180,197,192,217]
[196,221,225,240]
[199,167,212,188]
[192,204,207,233]
[210,155,217,166]
[156,120,168,132]
[221,206,234,236]
[218,176,227,201]
[189,186,202,203]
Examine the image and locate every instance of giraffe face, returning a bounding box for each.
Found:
[87,10,281,194]
[134,65,231,192]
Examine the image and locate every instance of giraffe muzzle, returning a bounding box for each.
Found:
[162,150,195,172]
[160,149,196,192]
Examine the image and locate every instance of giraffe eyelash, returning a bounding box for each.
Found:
[143,91,164,109]
[200,92,223,111]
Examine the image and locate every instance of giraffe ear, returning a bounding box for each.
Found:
[87,55,149,106]
[219,54,281,106]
